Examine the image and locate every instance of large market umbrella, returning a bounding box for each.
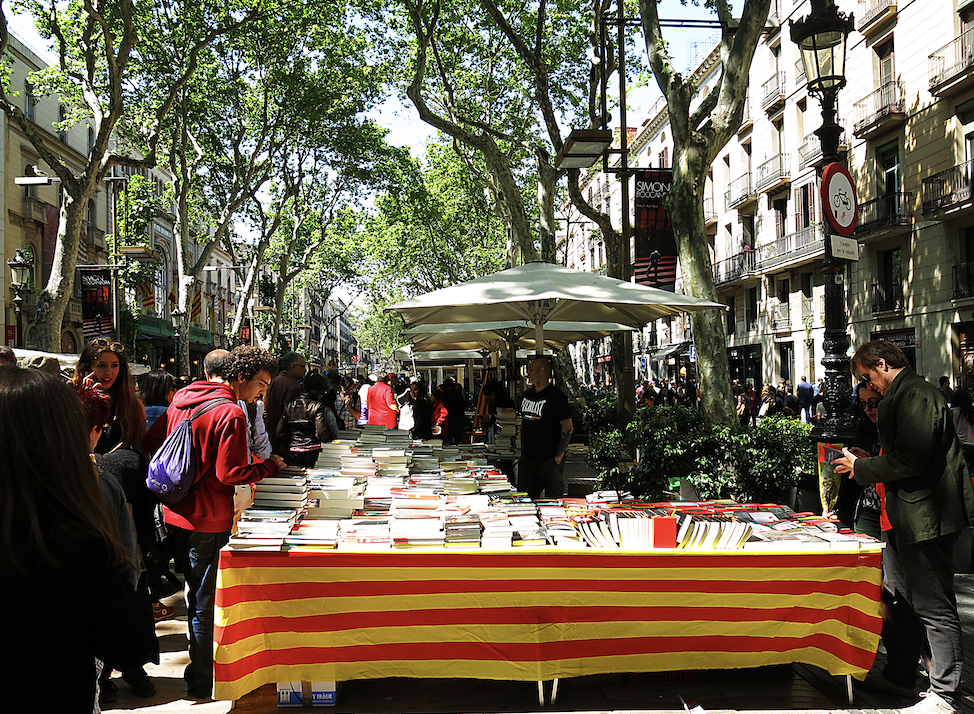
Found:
[403,319,632,352]
[387,261,725,348]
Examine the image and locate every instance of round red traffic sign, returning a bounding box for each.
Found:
[821,162,858,236]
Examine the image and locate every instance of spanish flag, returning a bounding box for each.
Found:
[140,282,155,313]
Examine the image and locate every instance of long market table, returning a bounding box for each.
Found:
[212,547,884,702]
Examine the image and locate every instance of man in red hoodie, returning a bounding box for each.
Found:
[145,345,284,699]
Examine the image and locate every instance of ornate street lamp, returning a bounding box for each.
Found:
[791,1,855,447]
[7,248,34,347]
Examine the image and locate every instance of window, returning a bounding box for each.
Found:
[87,199,97,228]
[58,106,67,143]
[22,164,37,199]
[746,287,759,329]
[878,42,894,86]
[741,213,755,248]
[878,246,904,310]
[24,81,36,122]
[88,127,95,155]
[796,183,816,230]
[772,118,784,155]
[877,141,900,195]
[658,148,668,168]
[773,197,789,240]
[727,296,737,336]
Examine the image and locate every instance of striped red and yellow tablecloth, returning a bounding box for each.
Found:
[213,548,883,701]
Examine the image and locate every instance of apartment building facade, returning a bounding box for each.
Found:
[564,0,974,391]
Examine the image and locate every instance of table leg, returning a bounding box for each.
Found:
[845,675,853,705]
[550,678,560,705]
[537,681,544,706]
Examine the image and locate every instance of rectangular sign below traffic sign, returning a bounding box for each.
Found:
[831,235,860,260]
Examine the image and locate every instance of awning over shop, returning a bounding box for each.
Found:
[189,327,213,346]
[649,341,691,360]
[139,315,175,339]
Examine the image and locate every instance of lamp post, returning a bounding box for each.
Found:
[791,0,855,446]
[7,249,35,347]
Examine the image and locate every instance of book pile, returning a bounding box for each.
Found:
[337,517,391,550]
[373,449,410,478]
[341,454,377,480]
[478,509,515,548]
[253,469,309,510]
[391,518,445,548]
[336,429,359,440]
[306,475,364,518]
[315,441,355,471]
[285,519,340,550]
[476,471,515,493]
[442,475,478,495]
[444,514,482,548]
[538,503,582,547]
[383,429,413,449]
[230,508,299,550]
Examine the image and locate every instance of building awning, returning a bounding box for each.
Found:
[139,315,175,339]
[649,341,691,360]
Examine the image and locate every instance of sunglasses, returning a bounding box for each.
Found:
[90,338,125,354]
[863,398,882,409]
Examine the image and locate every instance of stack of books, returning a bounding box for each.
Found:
[285,520,340,550]
[253,469,308,510]
[337,517,391,550]
[391,518,445,548]
[444,514,482,548]
[230,508,299,550]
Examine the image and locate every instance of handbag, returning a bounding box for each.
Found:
[399,402,415,431]
[758,401,770,417]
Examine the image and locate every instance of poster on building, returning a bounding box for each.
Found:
[79,268,114,342]
[633,169,678,291]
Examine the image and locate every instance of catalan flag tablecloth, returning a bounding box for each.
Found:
[213,548,883,701]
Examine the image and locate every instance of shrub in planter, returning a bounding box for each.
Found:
[602,406,817,503]
[573,389,619,436]
[735,415,817,503]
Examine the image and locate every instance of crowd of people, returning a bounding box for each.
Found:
[3,339,974,714]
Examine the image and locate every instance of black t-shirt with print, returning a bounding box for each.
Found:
[519,384,571,460]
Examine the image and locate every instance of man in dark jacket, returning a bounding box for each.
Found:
[796,376,814,423]
[263,352,306,453]
[833,341,974,714]
[145,345,284,699]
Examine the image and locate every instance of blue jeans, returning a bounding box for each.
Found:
[170,527,229,697]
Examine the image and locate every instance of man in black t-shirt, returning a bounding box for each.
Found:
[518,357,573,499]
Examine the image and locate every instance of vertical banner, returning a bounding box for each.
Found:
[79,268,114,342]
[633,169,678,291]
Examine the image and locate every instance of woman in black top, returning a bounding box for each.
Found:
[0,366,155,713]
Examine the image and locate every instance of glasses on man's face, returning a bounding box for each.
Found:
[863,398,882,409]
[257,379,269,390]
[91,338,125,354]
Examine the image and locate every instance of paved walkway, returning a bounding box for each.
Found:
[103,570,974,714]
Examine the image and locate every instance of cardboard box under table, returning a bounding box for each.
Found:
[213,548,883,702]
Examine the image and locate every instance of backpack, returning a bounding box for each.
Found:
[146,398,234,505]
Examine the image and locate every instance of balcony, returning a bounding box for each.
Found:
[725,173,756,210]
[21,197,50,226]
[738,98,753,134]
[929,28,974,96]
[798,133,822,170]
[954,261,974,300]
[703,197,718,229]
[853,192,912,237]
[858,0,896,37]
[67,298,83,324]
[853,82,906,140]
[761,71,786,112]
[758,223,825,271]
[795,59,806,87]
[801,296,814,320]
[755,153,791,194]
[872,280,904,313]
[773,303,791,332]
[922,159,974,213]
[714,249,758,287]
[85,226,107,250]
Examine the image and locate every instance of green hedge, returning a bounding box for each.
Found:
[582,403,816,502]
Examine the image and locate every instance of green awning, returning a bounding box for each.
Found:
[139,315,175,339]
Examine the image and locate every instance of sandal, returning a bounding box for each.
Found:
[153,602,176,621]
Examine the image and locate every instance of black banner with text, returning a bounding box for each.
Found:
[633,169,678,291]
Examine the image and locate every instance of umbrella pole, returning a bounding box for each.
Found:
[534,320,544,356]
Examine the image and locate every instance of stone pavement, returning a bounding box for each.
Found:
[103,575,974,714]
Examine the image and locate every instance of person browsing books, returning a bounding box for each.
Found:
[832,340,974,714]
[518,357,573,500]
[144,346,285,699]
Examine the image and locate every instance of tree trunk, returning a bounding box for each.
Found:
[33,192,87,351]
[668,145,735,425]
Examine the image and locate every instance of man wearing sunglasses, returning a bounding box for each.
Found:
[832,340,974,714]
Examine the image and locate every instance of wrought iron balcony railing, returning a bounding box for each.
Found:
[922,159,974,212]
[854,192,912,234]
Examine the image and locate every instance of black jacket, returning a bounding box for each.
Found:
[276,395,337,452]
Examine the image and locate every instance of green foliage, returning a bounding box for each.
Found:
[351,298,406,366]
[593,407,817,503]
[572,389,618,437]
